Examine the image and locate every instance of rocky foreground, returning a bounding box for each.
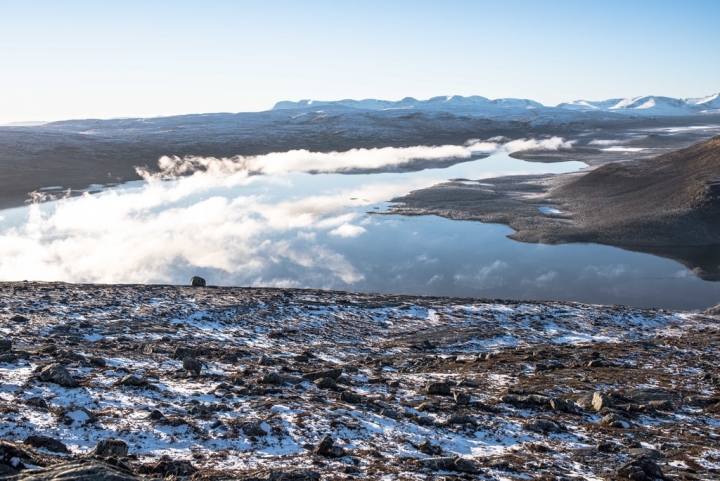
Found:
[0,282,719,480]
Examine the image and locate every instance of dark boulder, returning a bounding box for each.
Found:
[23,435,69,454]
[38,363,78,388]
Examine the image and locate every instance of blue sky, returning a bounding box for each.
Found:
[1,0,718,123]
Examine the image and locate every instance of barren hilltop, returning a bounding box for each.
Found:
[0,282,719,479]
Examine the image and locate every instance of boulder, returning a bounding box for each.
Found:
[89,357,106,368]
[425,382,452,396]
[415,456,479,473]
[147,459,198,477]
[314,435,345,457]
[244,469,321,481]
[446,414,477,426]
[617,455,665,480]
[314,377,337,389]
[592,392,611,412]
[259,372,283,385]
[172,346,197,360]
[524,418,563,434]
[600,413,632,429]
[240,420,270,437]
[453,391,471,405]
[183,357,202,373]
[0,339,11,352]
[190,276,206,287]
[116,375,145,387]
[2,459,141,480]
[302,369,342,381]
[38,363,78,388]
[340,391,362,404]
[23,435,69,454]
[418,439,443,455]
[92,438,129,458]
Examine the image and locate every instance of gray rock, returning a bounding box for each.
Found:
[600,413,632,429]
[380,408,402,420]
[245,468,321,481]
[89,357,106,368]
[315,435,345,457]
[550,397,576,413]
[524,418,563,434]
[418,439,443,455]
[425,382,452,396]
[302,369,342,381]
[149,409,165,420]
[148,459,198,477]
[340,390,362,404]
[617,455,664,480]
[24,397,48,409]
[259,372,283,384]
[314,377,337,389]
[241,420,270,437]
[258,355,275,366]
[0,339,11,352]
[446,414,477,426]
[3,459,141,480]
[592,391,611,412]
[183,356,202,373]
[117,374,145,387]
[92,438,129,457]
[190,276,206,287]
[453,391,471,405]
[172,346,197,360]
[38,363,78,388]
[415,456,479,473]
[24,435,69,454]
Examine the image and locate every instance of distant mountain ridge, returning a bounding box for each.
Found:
[274,93,720,116]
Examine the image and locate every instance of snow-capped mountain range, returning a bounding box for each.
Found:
[274,93,720,116]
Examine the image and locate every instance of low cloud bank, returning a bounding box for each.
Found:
[139,137,574,178]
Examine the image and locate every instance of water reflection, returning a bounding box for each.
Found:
[0,152,717,310]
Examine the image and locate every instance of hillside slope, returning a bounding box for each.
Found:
[554,135,720,246]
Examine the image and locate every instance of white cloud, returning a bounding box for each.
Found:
[536,271,558,283]
[581,264,628,278]
[426,274,444,285]
[329,223,366,238]
[138,137,575,179]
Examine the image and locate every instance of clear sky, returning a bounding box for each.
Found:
[1,0,718,124]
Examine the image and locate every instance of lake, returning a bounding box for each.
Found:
[0,150,717,311]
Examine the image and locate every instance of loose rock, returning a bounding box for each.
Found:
[38,363,78,388]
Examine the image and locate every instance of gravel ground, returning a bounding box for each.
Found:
[0,282,719,479]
